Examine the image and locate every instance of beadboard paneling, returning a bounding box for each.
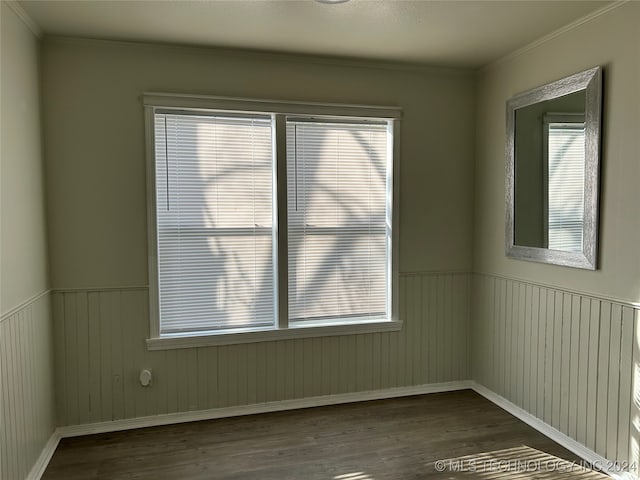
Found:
[52,272,471,427]
[471,273,637,465]
[0,293,56,480]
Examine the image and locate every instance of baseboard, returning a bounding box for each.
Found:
[58,380,473,438]
[26,431,61,480]
[34,381,633,480]
[471,382,635,480]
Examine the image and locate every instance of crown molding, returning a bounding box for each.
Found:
[4,0,42,38]
[481,1,629,72]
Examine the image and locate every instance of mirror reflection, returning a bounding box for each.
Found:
[514,90,586,252]
[505,66,601,270]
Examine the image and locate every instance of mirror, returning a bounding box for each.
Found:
[506,67,602,269]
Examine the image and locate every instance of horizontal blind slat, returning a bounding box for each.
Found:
[547,124,585,252]
[155,112,275,333]
[286,120,391,323]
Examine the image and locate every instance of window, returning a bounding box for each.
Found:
[153,112,275,334]
[543,114,586,253]
[287,119,390,326]
[144,94,400,348]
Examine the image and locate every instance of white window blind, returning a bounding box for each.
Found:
[154,112,275,334]
[547,123,585,252]
[286,119,390,325]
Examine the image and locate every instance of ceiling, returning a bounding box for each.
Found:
[19,0,614,69]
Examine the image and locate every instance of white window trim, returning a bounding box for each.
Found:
[143,93,402,350]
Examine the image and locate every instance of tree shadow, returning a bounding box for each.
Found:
[157,114,391,333]
[287,122,388,323]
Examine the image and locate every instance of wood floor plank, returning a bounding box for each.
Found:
[42,390,607,480]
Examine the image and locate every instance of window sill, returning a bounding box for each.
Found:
[146,320,403,350]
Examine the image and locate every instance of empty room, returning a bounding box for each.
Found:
[2,0,640,478]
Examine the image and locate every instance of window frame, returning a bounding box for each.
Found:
[542,112,586,252]
[144,93,401,350]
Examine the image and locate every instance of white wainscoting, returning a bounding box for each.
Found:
[51,271,471,426]
[29,271,640,479]
[472,273,640,470]
[0,292,56,480]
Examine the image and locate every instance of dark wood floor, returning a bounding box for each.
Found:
[43,390,607,479]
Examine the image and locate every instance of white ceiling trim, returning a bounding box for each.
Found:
[4,0,41,38]
[20,1,613,69]
[482,0,628,72]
